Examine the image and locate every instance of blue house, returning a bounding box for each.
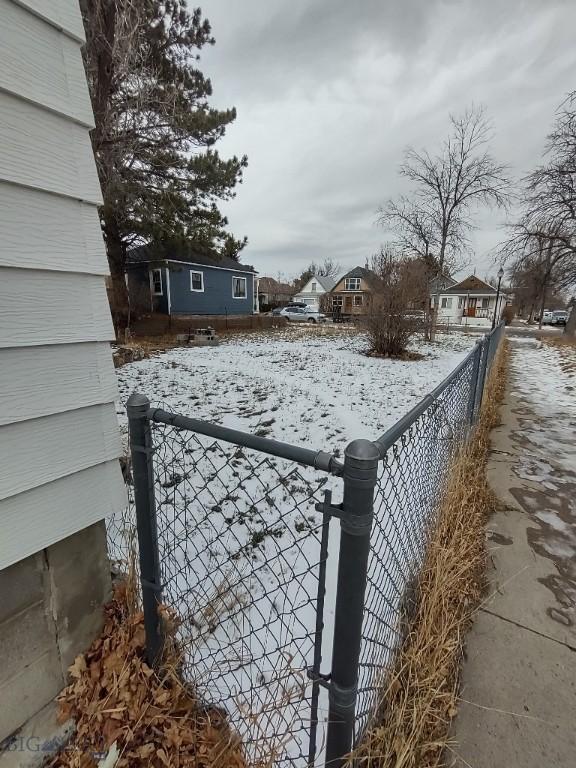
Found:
[126,243,258,317]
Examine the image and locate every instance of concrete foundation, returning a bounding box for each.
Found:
[0,522,111,746]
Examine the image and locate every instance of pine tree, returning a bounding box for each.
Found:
[80,0,247,326]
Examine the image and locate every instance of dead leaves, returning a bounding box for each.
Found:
[46,590,247,768]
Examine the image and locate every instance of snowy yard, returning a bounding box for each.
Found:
[113,325,475,764]
[116,325,474,452]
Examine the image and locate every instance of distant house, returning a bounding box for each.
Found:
[436,275,507,326]
[293,273,338,309]
[328,266,375,318]
[126,243,258,317]
[258,277,295,309]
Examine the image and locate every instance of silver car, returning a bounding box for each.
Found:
[279,306,327,323]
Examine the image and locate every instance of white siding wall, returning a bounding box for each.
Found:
[0,0,125,569]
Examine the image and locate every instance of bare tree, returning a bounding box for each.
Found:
[380,106,511,338]
[500,94,576,334]
[365,249,428,358]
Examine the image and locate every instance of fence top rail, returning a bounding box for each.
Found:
[146,405,345,476]
[373,321,504,457]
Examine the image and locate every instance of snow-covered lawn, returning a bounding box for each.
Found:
[113,326,474,764]
[116,325,473,452]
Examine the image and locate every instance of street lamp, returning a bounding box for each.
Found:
[492,266,505,329]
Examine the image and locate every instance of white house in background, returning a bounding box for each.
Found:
[435,275,507,327]
[0,0,125,744]
[293,273,338,308]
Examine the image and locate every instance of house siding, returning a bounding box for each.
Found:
[168,261,255,315]
[0,0,125,571]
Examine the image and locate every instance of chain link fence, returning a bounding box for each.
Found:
[107,323,504,767]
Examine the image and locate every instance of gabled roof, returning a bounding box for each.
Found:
[445,275,497,295]
[334,266,376,289]
[314,274,338,291]
[126,242,256,273]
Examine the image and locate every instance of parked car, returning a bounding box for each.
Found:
[552,310,568,326]
[279,306,327,323]
[271,301,309,316]
[535,310,555,324]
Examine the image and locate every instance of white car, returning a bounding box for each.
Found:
[279,306,327,323]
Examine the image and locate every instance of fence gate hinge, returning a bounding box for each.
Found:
[307,667,331,690]
[315,490,344,520]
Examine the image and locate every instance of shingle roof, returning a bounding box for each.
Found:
[445,275,497,294]
[314,274,338,291]
[126,242,256,273]
[335,266,377,288]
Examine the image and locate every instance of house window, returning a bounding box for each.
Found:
[311,282,317,292]
[150,268,163,296]
[354,294,363,306]
[332,295,343,307]
[458,297,464,309]
[441,297,452,309]
[190,270,204,292]
[345,277,361,290]
[232,276,247,298]
[481,297,490,308]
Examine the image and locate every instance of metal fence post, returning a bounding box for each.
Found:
[127,392,163,666]
[325,439,380,767]
[467,339,482,424]
[474,337,488,415]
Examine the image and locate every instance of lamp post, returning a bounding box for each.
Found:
[492,266,504,329]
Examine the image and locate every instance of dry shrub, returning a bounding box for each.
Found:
[352,340,509,768]
[46,582,247,768]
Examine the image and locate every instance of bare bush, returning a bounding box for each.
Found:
[365,250,428,358]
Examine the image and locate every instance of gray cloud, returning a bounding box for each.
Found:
[201,0,576,279]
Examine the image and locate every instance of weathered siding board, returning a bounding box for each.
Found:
[0,462,125,570]
[0,404,122,500]
[0,343,118,426]
[10,0,85,42]
[0,1,93,126]
[0,91,102,203]
[0,184,106,274]
[0,269,114,347]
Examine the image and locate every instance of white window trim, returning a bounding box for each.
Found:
[150,268,163,296]
[232,275,247,299]
[344,277,361,291]
[190,270,204,292]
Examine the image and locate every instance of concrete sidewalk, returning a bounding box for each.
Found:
[450,337,576,767]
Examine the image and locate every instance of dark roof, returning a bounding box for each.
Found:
[336,266,377,288]
[445,275,497,295]
[258,276,295,294]
[126,242,256,273]
[429,273,457,291]
[314,274,338,291]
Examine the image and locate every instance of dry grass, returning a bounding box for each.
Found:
[352,341,510,768]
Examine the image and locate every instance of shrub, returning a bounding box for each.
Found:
[366,250,428,357]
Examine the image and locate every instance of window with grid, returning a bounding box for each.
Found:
[354,294,363,306]
[311,282,317,292]
[190,270,204,292]
[232,276,247,298]
[345,277,361,290]
[151,268,163,295]
[482,297,490,308]
[332,295,343,307]
[441,297,452,309]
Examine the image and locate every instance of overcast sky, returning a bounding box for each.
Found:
[201,0,576,281]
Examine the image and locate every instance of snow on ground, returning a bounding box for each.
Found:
[116,326,473,452]
[113,326,474,764]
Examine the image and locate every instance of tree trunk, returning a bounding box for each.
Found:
[103,214,129,336]
[564,304,576,336]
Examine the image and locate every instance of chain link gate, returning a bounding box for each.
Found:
[113,323,505,767]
